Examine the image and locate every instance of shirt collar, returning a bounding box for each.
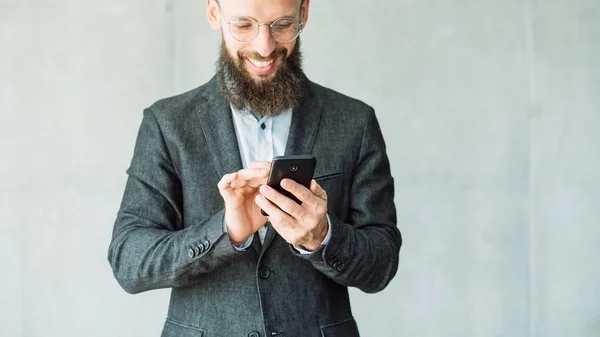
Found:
[230,104,292,122]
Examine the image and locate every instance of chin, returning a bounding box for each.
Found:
[246,68,278,83]
[257,73,277,81]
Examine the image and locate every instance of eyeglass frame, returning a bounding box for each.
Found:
[214,0,305,44]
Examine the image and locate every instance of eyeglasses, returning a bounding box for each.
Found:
[215,2,304,43]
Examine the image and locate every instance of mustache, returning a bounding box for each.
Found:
[237,48,288,62]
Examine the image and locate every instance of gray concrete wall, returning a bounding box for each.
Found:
[1,0,598,336]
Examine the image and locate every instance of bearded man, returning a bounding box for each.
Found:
[108,0,402,336]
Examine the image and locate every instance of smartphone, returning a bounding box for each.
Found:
[261,155,317,216]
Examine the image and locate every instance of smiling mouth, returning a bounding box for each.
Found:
[244,57,277,75]
[246,58,274,68]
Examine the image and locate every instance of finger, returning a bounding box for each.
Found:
[245,176,268,188]
[217,172,238,190]
[259,184,303,218]
[228,168,268,189]
[310,180,327,200]
[240,185,256,196]
[230,179,248,189]
[255,193,307,246]
[268,218,296,245]
[236,167,269,181]
[231,175,267,189]
[280,178,313,204]
[254,193,292,225]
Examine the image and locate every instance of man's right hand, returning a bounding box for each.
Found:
[218,161,271,246]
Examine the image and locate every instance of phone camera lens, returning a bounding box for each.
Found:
[290,165,298,172]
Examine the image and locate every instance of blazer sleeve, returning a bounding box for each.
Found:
[107,108,245,294]
[291,107,402,293]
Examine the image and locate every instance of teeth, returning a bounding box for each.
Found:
[248,58,273,68]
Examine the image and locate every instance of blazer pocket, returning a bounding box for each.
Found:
[314,170,344,182]
[161,318,205,337]
[320,318,360,337]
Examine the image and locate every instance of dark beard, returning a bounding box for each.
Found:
[216,38,304,117]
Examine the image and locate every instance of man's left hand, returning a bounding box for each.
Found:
[255,179,329,251]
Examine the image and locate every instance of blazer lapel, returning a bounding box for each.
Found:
[198,78,269,255]
[261,222,276,254]
[283,77,323,157]
[197,76,244,178]
[261,77,324,253]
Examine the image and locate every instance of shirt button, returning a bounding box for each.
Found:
[248,332,260,337]
[259,267,270,279]
[260,122,266,130]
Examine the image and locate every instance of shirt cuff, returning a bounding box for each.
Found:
[292,213,332,255]
[223,218,254,251]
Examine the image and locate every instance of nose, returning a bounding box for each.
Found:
[251,24,277,57]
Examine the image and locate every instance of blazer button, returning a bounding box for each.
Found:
[259,268,270,279]
[187,248,195,258]
[248,332,260,337]
[197,244,205,254]
[203,240,210,251]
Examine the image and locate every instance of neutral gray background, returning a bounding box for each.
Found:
[1,0,599,336]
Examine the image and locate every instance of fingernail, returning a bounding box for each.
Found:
[259,185,268,194]
[281,179,290,187]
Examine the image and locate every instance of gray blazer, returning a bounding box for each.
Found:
[108,75,402,337]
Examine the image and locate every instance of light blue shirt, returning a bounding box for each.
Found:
[226,105,331,254]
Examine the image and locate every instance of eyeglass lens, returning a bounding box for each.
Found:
[229,18,300,43]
